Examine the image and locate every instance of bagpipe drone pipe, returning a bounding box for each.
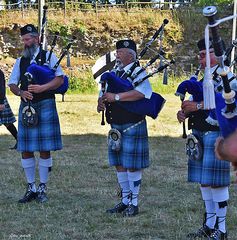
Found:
[24,6,75,95]
[99,19,175,120]
[202,5,237,139]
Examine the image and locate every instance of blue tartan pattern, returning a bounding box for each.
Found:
[108,120,149,169]
[0,98,16,125]
[17,98,62,152]
[188,130,230,186]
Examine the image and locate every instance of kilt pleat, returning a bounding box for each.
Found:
[0,98,16,125]
[188,130,230,186]
[17,98,62,152]
[108,120,149,169]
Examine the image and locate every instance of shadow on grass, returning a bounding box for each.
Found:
[0,134,236,240]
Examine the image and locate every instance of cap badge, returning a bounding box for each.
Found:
[123,41,129,48]
[27,26,32,32]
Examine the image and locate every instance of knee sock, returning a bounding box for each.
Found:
[21,157,36,192]
[38,157,52,184]
[211,187,229,234]
[127,170,142,206]
[116,171,130,205]
[5,123,17,140]
[200,186,216,229]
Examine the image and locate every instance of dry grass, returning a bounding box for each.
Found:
[0,93,237,240]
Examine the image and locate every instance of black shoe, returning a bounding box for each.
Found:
[9,142,17,150]
[122,204,139,217]
[18,184,37,203]
[106,202,128,214]
[210,229,228,240]
[36,183,48,203]
[187,224,214,238]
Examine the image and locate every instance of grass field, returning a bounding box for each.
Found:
[0,94,237,240]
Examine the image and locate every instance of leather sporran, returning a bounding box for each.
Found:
[22,104,38,127]
[186,134,203,161]
[108,128,122,152]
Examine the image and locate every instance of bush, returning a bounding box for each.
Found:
[66,69,98,93]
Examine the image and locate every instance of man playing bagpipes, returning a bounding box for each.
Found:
[8,24,64,203]
[176,39,230,240]
[97,39,153,217]
[0,69,18,150]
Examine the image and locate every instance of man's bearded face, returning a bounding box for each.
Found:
[21,34,38,59]
[22,43,38,59]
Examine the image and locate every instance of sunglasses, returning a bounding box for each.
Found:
[199,51,215,59]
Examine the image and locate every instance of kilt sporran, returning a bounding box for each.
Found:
[22,102,38,127]
[108,128,122,152]
[186,133,203,161]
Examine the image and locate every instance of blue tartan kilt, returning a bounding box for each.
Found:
[17,98,62,152]
[0,98,16,125]
[188,130,230,186]
[108,120,149,169]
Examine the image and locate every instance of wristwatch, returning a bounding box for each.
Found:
[196,102,203,110]
[114,94,120,101]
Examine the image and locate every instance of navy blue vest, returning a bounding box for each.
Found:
[188,110,219,131]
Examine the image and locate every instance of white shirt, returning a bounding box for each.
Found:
[8,47,64,86]
[122,62,152,99]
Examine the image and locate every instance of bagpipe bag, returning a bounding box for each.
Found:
[26,63,69,94]
[100,72,166,119]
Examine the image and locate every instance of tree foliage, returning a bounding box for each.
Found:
[197,0,233,7]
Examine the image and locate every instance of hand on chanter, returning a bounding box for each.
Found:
[97,97,106,113]
[177,110,186,123]
[102,92,116,103]
[20,90,33,102]
[181,100,198,113]
[28,84,45,94]
[0,104,5,111]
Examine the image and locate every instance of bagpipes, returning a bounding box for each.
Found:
[202,6,237,138]
[25,5,76,95]
[99,19,175,123]
[175,65,202,138]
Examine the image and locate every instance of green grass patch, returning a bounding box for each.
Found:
[1,94,237,240]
